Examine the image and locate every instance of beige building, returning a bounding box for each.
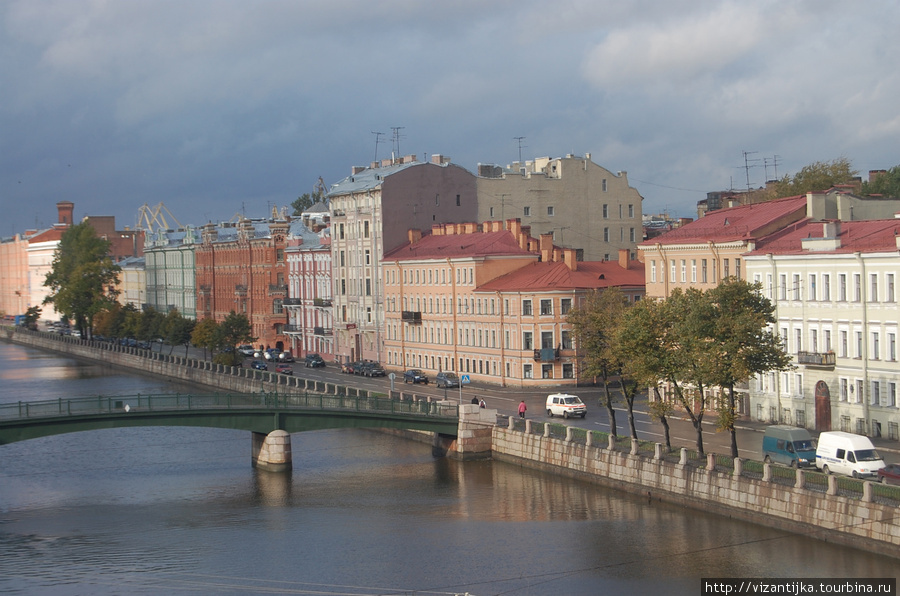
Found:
[476,154,643,262]
[327,154,478,364]
[116,256,146,309]
[382,219,645,387]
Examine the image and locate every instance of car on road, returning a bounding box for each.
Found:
[435,371,459,388]
[877,463,900,485]
[305,353,325,368]
[546,393,587,419]
[403,369,429,384]
[250,360,268,370]
[363,362,385,377]
[237,344,256,357]
[279,351,295,362]
[275,363,293,375]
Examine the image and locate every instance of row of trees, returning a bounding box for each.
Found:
[568,279,792,458]
[765,157,900,200]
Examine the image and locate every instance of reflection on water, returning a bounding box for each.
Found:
[1,341,898,595]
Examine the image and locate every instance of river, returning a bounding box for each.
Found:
[0,341,897,595]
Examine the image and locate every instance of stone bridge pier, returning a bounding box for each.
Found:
[252,430,292,472]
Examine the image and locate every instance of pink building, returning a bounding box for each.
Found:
[284,225,334,361]
[382,219,645,387]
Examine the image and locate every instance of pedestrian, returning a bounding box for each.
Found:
[479,398,486,409]
[518,400,527,419]
[471,396,479,405]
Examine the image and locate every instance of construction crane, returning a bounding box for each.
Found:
[135,202,184,234]
[314,176,327,199]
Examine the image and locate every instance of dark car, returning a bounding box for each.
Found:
[275,363,293,375]
[403,369,429,384]
[279,351,295,362]
[351,361,369,375]
[305,353,325,368]
[435,371,460,388]
[250,360,268,370]
[364,362,385,377]
[877,463,900,485]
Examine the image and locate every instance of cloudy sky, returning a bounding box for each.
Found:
[3,0,899,236]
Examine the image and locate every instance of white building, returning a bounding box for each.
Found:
[744,218,900,441]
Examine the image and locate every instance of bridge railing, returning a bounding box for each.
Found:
[0,393,459,421]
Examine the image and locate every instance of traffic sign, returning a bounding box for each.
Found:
[461,374,470,384]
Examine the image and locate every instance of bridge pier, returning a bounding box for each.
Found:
[448,404,496,460]
[251,430,292,472]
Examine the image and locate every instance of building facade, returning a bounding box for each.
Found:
[382,219,645,387]
[476,154,644,262]
[744,219,900,441]
[116,256,146,309]
[144,227,198,319]
[0,233,30,318]
[327,154,478,364]
[284,225,334,360]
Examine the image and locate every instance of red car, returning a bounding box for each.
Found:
[275,363,293,375]
[877,463,900,485]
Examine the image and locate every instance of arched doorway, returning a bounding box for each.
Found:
[815,380,831,431]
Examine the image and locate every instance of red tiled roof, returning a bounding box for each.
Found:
[478,260,645,293]
[639,195,807,246]
[745,218,900,256]
[383,230,530,261]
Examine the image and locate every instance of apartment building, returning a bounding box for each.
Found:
[744,218,900,440]
[476,154,643,262]
[143,226,199,319]
[382,219,645,387]
[327,154,477,364]
[284,225,334,360]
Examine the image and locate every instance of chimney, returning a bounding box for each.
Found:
[618,249,630,269]
[352,166,366,175]
[508,218,521,239]
[564,249,577,271]
[431,224,445,236]
[464,222,477,234]
[408,229,422,244]
[540,233,553,262]
[823,220,841,238]
[57,201,74,226]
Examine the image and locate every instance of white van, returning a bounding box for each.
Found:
[545,394,586,419]
[815,431,885,478]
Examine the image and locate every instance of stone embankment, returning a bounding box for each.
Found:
[5,327,899,558]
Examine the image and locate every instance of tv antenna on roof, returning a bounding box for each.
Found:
[740,150,761,193]
[371,131,385,162]
[391,126,405,160]
[514,136,527,163]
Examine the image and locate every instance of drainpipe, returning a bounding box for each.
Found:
[497,290,506,387]
[448,258,458,373]
[857,252,870,432]
[767,253,783,423]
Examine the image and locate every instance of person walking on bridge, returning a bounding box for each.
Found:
[518,400,527,419]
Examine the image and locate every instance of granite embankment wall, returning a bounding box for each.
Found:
[492,419,900,558]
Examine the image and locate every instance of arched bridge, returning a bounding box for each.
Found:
[0,392,460,446]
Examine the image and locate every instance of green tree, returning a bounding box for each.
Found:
[191,318,219,360]
[861,165,900,198]
[766,157,858,199]
[290,189,325,216]
[213,311,256,365]
[163,309,195,356]
[23,305,42,330]
[568,288,630,438]
[43,222,120,339]
[705,279,793,458]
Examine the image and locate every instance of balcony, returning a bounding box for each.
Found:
[268,284,288,295]
[313,326,332,336]
[533,348,560,362]
[797,351,835,368]
[283,298,303,306]
[283,324,303,333]
[234,284,247,296]
[401,311,422,324]
[313,298,332,307]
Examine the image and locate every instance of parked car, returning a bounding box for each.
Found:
[305,354,325,368]
[237,344,255,357]
[545,393,587,419]
[762,425,816,468]
[352,361,370,375]
[435,371,460,388]
[403,369,429,384]
[250,360,268,370]
[877,463,900,485]
[364,362,385,377]
[279,351,294,362]
[815,431,885,478]
[275,363,293,375]
[340,361,355,373]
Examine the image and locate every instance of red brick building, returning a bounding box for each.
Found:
[196,216,290,351]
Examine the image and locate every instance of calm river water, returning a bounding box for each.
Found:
[0,341,897,595]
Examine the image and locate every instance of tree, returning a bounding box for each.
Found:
[766,157,858,199]
[43,222,120,339]
[163,309,195,357]
[191,318,219,360]
[214,312,255,365]
[290,188,325,216]
[861,165,900,198]
[568,288,630,438]
[23,305,42,330]
[704,279,793,458]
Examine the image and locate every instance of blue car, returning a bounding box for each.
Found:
[250,360,268,370]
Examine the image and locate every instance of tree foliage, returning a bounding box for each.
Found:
[43,222,121,338]
[23,305,42,330]
[191,318,219,360]
[290,189,325,216]
[861,165,900,198]
[766,157,858,199]
[163,309,195,356]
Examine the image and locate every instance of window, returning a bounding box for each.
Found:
[563,363,574,378]
[824,329,832,352]
[651,261,657,283]
[795,329,802,352]
[561,330,572,349]
[723,259,729,279]
[522,300,532,316]
[680,260,686,283]
[888,274,896,302]
[602,204,609,218]
[339,223,345,240]
[872,332,880,360]
[839,274,847,301]
[890,383,897,407]
[523,332,533,350]
[629,227,636,242]
[822,273,830,301]
[541,331,554,348]
[840,330,848,358]
[523,364,533,379]
[547,206,555,216]
[276,248,284,262]
[853,274,861,302]
[890,333,896,361]
[735,259,741,279]
[857,331,863,358]
[523,206,531,217]
[364,250,370,265]
[840,378,849,402]
[364,221,370,238]
[670,260,676,283]
[779,274,787,300]
[792,274,800,300]
[603,227,610,242]
[365,278,371,296]
[561,298,572,315]
[691,260,697,283]
[808,274,817,301]
[872,381,881,406]
[540,299,552,315]
[273,299,283,314]
[702,260,708,283]
[456,194,460,206]
[602,179,608,192]
[870,274,879,302]
[628,204,634,218]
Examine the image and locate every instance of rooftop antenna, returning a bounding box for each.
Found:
[371,131,384,162]
[514,136,527,163]
[391,126,405,161]
[740,150,760,193]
